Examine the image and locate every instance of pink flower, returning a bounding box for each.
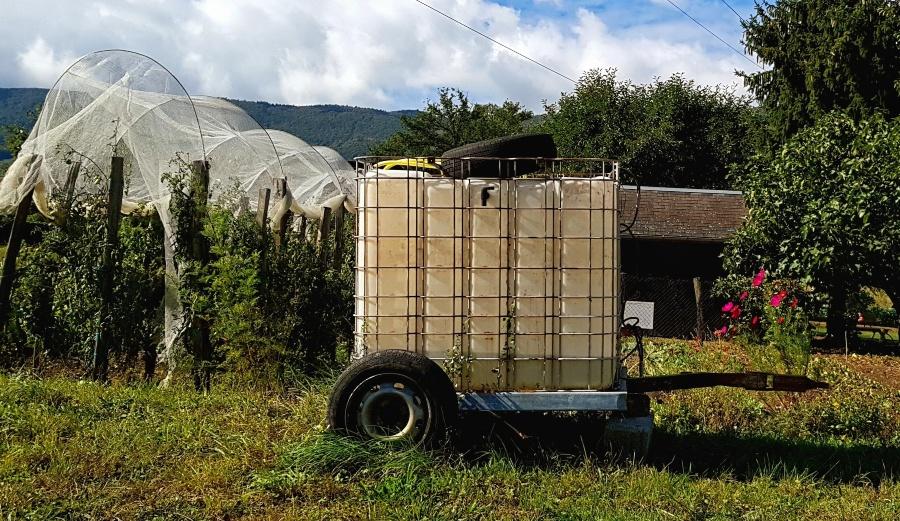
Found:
[722,301,735,313]
[750,316,760,328]
[730,306,742,320]
[752,269,766,287]
[770,293,784,307]
[714,325,728,337]
[790,297,799,309]
[739,291,749,301]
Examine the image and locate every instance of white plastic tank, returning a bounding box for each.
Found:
[355,162,620,391]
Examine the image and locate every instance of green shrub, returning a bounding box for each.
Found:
[0,165,353,384]
[715,270,811,374]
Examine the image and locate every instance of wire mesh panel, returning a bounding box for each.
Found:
[621,274,726,339]
[355,158,620,392]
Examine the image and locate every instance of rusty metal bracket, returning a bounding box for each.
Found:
[626,372,828,393]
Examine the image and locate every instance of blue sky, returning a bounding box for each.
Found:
[1,0,762,111]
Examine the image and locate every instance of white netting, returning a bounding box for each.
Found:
[0,50,356,380]
[313,145,357,211]
[266,131,355,218]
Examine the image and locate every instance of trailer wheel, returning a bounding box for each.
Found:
[441,133,557,178]
[328,350,458,445]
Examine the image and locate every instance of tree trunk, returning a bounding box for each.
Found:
[825,285,848,342]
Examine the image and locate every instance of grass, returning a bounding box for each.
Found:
[1,342,899,519]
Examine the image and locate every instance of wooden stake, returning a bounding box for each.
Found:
[332,204,345,270]
[92,156,125,381]
[236,195,250,217]
[273,178,290,250]
[298,215,308,242]
[256,188,271,230]
[57,161,81,226]
[317,206,332,265]
[693,277,704,343]
[189,160,212,392]
[0,186,34,327]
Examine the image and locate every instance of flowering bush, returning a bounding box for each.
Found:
[714,269,811,375]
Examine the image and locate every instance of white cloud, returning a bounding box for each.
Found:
[0,0,749,111]
[16,38,79,87]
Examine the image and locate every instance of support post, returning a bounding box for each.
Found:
[256,188,271,231]
[273,178,290,250]
[236,195,250,217]
[57,161,81,226]
[332,204,345,270]
[693,277,704,343]
[92,157,125,381]
[317,206,332,265]
[188,160,212,392]
[0,186,34,326]
[298,215,308,242]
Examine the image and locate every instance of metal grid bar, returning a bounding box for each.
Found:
[353,157,620,391]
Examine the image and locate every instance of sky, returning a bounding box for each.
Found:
[1,0,761,111]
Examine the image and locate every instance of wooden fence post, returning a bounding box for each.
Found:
[236,195,250,217]
[693,277,704,343]
[57,161,81,226]
[0,185,35,327]
[91,156,125,381]
[188,160,212,392]
[273,178,290,250]
[298,215,308,242]
[317,206,332,265]
[332,204,345,270]
[256,188,271,231]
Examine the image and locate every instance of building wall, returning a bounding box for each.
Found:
[621,238,726,280]
[621,238,727,338]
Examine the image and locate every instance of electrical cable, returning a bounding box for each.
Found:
[718,0,746,23]
[412,0,578,84]
[663,0,762,70]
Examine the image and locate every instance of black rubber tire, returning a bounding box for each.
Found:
[441,133,557,178]
[327,350,458,445]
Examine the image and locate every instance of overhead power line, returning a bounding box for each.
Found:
[663,0,762,70]
[412,0,578,84]
[718,0,746,23]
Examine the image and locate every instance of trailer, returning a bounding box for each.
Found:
[328,147,824,451]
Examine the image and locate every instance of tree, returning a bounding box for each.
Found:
[724,112,900,337]
[537,69,761,189]
[742,0,900,143]
[2,123,27,158]
[370,88,533,156]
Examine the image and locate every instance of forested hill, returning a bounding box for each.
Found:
[0,88,413,160]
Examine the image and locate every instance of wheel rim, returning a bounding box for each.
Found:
[353,374,428,441]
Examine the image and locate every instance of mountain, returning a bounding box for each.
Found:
[0,88,412,160]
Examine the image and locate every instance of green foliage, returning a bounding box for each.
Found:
[724,112,900,326]
[165,168,352,381]
[2,191,163,369]
[537,69,761,188]
[742,0,900,143]
[0,88,44,157]
[2,124,27,158]
[715,271,811,374]
[370,88,533,157]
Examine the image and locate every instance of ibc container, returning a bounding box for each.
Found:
[354,160,620,392]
